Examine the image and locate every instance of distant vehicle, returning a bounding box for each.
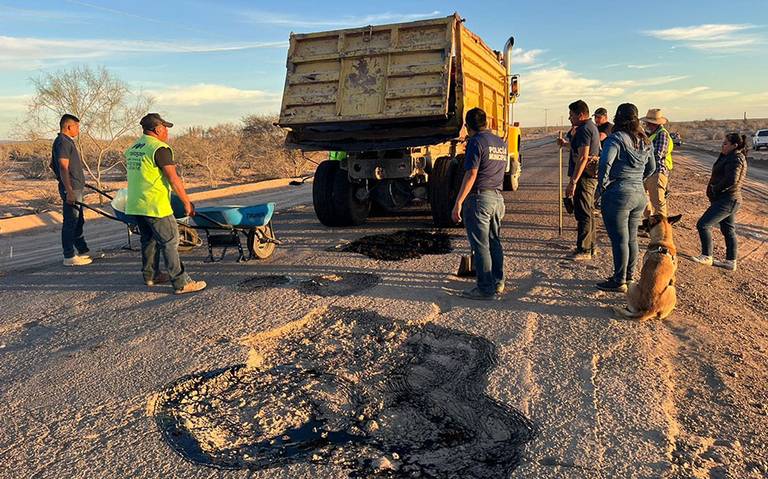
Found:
[669,132,683,147]
[753,129,768,151]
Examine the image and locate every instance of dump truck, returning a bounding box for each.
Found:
[277,13,521,227]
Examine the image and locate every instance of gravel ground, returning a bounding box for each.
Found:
[0,143,766,478]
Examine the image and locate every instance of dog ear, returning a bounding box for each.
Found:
[667,214,682,225]
[648,214,664,228]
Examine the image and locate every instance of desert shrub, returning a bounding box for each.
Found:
[241,115,313,179]
[172,124,244,187]
[6,141,54,180]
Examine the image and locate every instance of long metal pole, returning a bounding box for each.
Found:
[558,131,563,236]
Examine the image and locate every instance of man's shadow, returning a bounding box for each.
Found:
[152,306,537,477]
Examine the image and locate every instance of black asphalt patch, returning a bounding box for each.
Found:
[299,273,380,297]
[236,275,292,292]
[152,307,537,477]
[341,230,452,261]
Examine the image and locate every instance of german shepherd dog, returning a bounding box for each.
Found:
[613,214,678,321]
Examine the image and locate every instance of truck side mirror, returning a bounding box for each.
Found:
[510,74,520,99]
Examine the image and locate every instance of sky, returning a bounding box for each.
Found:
[1,0,767,138]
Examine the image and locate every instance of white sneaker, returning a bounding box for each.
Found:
[690,255,713,266]
[714,259,737,271]
[63,255,92,266]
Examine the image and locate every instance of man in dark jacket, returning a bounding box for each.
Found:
[452,108,507,300]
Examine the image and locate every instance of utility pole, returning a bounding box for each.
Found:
[544,108,549,134]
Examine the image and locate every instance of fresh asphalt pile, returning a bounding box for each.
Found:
[341,230,453,261]
[299,273,380,297]
[152,306,537,477]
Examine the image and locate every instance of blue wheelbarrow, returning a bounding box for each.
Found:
[189,203,280,263]
[76,185,202,252]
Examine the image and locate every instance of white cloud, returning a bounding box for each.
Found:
[151,84,281,107]
[627,63,662,69]
[514,66,768,126]
[644,24,763,51]
[512,48,545,65]
[0,36,288,71]
[241,10,441,29]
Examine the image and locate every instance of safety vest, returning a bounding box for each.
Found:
[649,126,674,171]
[124,134,174,217]
[328,151,347,161]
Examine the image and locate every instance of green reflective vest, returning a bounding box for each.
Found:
[124,134,174,217]
[329,151,347,161]
[649,126,674,171]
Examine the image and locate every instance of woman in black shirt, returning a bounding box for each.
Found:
[691,133,748,271]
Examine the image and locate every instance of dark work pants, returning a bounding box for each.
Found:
[60,189,89,259]
[697,197,740,260]
[574,177,598,253]
[135,215,191,289]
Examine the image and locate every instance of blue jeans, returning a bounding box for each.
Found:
[462,190,505,295]
[60,189,89,259]
[601,185,646,284]
[697,197,740,260]
[135,215,191,289]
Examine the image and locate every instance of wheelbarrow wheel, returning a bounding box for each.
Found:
[248,223,276,259]
[177,224,202,253]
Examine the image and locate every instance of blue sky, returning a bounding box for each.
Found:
[1,0,767,138]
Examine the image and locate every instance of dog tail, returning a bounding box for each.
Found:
[611,306,657,321]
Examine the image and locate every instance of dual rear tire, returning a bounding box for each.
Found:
[313,161,370,227]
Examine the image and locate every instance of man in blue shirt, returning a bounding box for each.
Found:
[51,114,91,266]
[452,107,507,300]
[557,100,601,260]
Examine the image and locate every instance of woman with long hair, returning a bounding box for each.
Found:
[596,103,656,292]
[691,133,748,271]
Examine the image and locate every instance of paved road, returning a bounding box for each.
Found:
[0,183,312,272]
[0,147,766,478]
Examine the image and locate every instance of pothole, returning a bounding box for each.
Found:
[299,273,380,297]
[236,275,292,292]
[152,307,537,477]
[341,230,452,261]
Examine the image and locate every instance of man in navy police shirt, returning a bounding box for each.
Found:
[451,107,507,300]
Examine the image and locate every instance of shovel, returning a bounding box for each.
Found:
[457,253,476,277]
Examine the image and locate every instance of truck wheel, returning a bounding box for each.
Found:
[313,160,341,226]
[332,167,370,226]
[503,157,521,192]
[430,156,463,227]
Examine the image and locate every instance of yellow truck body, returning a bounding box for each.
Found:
[277,14,521,226]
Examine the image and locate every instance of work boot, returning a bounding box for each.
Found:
[690,255,713,266]
[567,249,592,261]
[63,255,92,266]
[461,287,498,301]
[145,272,171,286]
[495,282,505,294]
[596,278,628,293]
[175,280,207,295]
[714,259,737,271]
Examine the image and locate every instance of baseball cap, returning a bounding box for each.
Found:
[594,107,608,117]
[140,113,173,130]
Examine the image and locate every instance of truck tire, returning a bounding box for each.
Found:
[430,156,463,228]
[313,160,340,226]
[503,157,521,192]
[312,160,370,226]
[332,165,370,226]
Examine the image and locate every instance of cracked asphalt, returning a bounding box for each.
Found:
[0,143,766,478]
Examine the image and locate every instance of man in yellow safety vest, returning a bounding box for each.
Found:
[124,113,206,295]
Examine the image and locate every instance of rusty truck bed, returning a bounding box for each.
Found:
[278,14,509,151]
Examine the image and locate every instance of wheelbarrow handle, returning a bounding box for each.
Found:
[75,201,123,222]
[84,184,115,201]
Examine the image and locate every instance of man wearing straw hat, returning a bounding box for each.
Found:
[641,108,674,219]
